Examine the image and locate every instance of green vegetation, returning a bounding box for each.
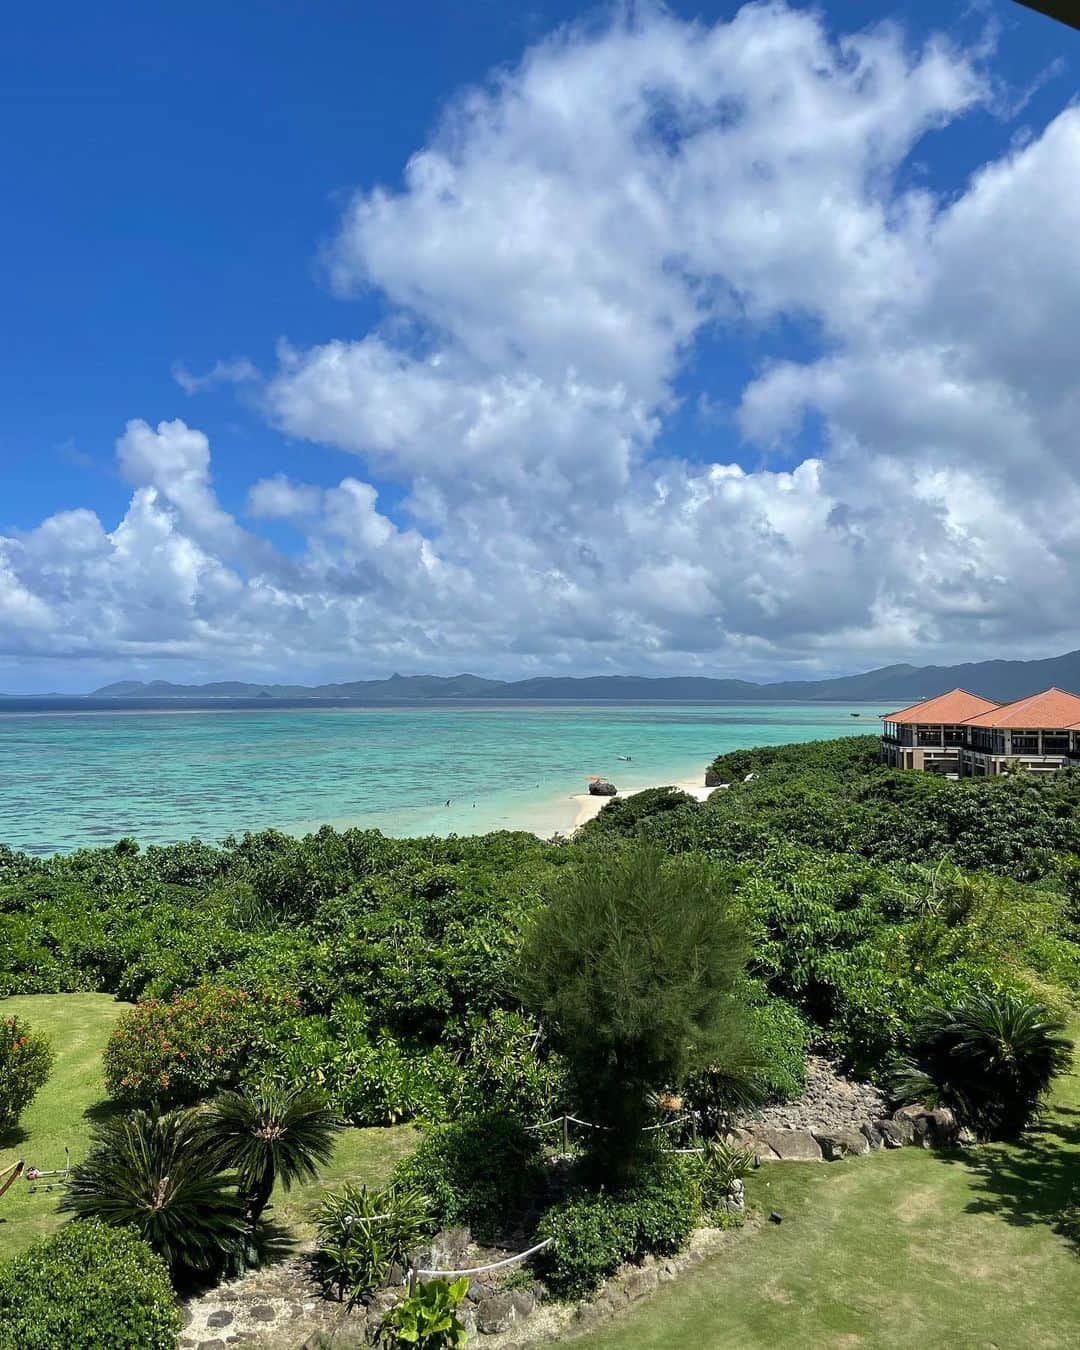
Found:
[538,1151,702,1298]
[314,1181,433,1303]
[517,845,758,1179]
[62,1107,249,1287]
[893,990,1072,1140]
[0,1218,181,1350]
[0,1013,53,1133]
[0,993,127,1255]
[390,1112,545,1241]
[201,1083,342,1224]
[573,1030,1080,1350]
[1,736,1078,1337]
[378,1276,470,1349]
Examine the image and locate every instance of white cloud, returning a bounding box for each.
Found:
[4,3,1080,682]
[172,357,260,395]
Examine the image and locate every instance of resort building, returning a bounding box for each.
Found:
[880,687,1080,777]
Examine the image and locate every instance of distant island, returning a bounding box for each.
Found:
[14,646,1076,704]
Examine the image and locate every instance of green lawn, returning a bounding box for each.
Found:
[0,992,416,1260]
[579,1035,1080,1350]
[0,992,128,1257]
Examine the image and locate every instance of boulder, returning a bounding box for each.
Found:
[704,767,723,787]
[875,1118,905,1149]
[893,1104,958,1148]
[588,779,617,796]
[813,1129,870,1160]
[859,1121,884,1150]
[428,1227,471,1271]
[477,1293,517,1335]
[751,1128,823,1161]
[510,1289,537,1320]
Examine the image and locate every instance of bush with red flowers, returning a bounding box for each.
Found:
[0,1014,54,1134]
[103,983,261,1109]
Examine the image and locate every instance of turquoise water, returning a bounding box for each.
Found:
[0,703,880,854]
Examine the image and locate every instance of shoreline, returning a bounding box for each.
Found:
[565,774,716,833]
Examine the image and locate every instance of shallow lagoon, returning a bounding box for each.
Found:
[0,701,880,853]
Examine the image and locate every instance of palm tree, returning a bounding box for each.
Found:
[61,1108,247,1286]
[200,1083,341,1225]
[894,990,1073,1140]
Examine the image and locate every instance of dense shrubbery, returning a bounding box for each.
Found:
[893,991,1072,1139]
[0,735,1076,1204]
[0,1013,53,1133]
[391,1113,545,1241]
[537,1153,699,1298]
[0,1219,181,1350]
[103,983,271,1108]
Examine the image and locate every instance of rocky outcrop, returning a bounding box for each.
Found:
[750,1127,823,1161]
[745,1056,886,1136]
[813,1129,870,1161]
[892,1104,959,1148]
[736,1056,969,1164]
[588,779,617,795]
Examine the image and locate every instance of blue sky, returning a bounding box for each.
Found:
[1,2,1077,689]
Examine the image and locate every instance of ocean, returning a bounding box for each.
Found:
[0,701,881,855]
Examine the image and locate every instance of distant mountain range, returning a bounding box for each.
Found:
[78,649,1080,705]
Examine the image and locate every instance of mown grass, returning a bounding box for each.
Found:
[578,1027,1080,1350]
[0,992,416,1260]
[0,992,128,1258]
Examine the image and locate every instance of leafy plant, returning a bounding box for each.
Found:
[517,844,757,1180]
[0,1014,54,1134]
[200,1082,341,1223]
[314,1181,434,1303]
[0,1218,181,1350]
[391,1113,544,1241]
[61,1107,248,1287]
[683,1138,755,1219]
[103,983,261,1109]
[537,1152,699,1299]
[893,990,1073,1140]
[378,1277,470,1349]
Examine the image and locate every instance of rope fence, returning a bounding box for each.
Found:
[407,1238,553,1293]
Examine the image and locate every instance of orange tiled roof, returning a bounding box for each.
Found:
[961,687,1080,730]
[881,688,1000,725]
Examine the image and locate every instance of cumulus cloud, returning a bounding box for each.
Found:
[4,2,1080,681]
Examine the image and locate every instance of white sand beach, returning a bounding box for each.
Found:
[567,774,717,831]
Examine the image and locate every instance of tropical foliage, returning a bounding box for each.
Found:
[199,1082,341,1223]
[0,1013,53,1133]
[893,991,1073,1139]
[378,1277,471,1349]
[61,1107,248,1286]
[314,1181,433,1303]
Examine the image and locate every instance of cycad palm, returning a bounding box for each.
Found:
[894,991,1072,1139]
[201,1084,341,1224]
[61,1108,246,1286]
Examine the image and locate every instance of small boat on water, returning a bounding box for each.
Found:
[850,712,861,717]
[617,754,632,761]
